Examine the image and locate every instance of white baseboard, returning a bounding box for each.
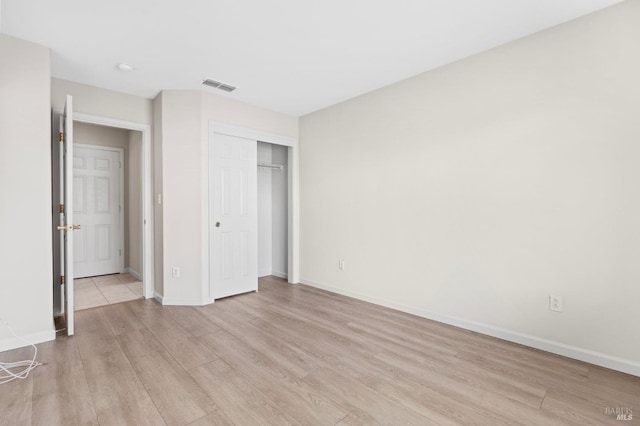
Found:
[260,271,288,280]
[301,278,640,377]
[125,267,142,281]
[0,327,56,353]
[271,271,288,280]
[153,291,164,304]
[159,295,214,306]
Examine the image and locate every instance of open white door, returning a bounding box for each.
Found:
[209,133,258,299]
[59,95,76,335]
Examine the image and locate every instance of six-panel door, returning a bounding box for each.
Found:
[73,146,122,278]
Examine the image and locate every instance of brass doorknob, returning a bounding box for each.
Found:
[57,224,82,231]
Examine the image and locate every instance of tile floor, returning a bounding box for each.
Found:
[75,273,143,311]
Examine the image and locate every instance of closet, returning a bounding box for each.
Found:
[257,142,288,279]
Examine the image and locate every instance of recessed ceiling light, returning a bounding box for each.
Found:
[117,63,134,72]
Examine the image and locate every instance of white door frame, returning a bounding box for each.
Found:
[61,96,75,334]
[74,144,125,276]
[204,122,299,303]
[56,110,154,299]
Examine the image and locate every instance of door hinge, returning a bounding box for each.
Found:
[59,132,64,142]
[59,204,65,214]
[119,249,122,256]
[60,275,65,285]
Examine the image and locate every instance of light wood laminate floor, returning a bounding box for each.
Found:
[1,276,638,425]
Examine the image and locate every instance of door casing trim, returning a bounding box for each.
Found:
[57,110,154,299]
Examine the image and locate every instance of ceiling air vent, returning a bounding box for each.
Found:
[202,78,236,92]
[217,83,236,92]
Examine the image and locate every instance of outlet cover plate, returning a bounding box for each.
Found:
[549,295,563,312]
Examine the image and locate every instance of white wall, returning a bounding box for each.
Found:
[299,0,640,375]
[0,34,54,350]
[155,90,297,304]
[156,90,202,303]
[52,78,153,125]
[75,121,130,150]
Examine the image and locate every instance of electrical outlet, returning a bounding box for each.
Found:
[549,295,562,312]
[172,266,181,278]
[338,259,345,271]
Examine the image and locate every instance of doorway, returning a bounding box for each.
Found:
[72,122,143,310]
[52,109,153,317]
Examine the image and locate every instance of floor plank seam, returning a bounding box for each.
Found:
[113,310,168,426]
[538,389,548,410]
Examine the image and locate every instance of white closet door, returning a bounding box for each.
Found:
[73,146,122,278]
[209,133,258,299]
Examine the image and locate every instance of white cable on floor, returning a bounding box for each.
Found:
[0,318,43,384]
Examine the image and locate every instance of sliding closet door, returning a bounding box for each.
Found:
[209,133,258,299]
